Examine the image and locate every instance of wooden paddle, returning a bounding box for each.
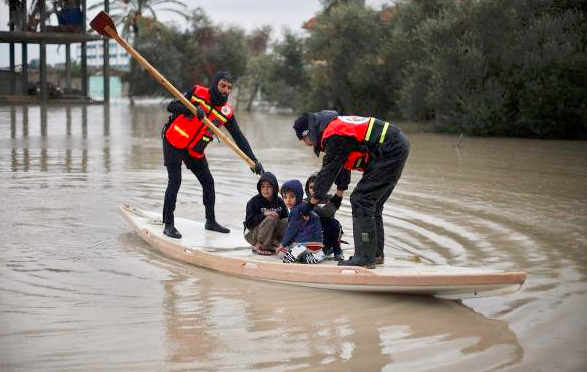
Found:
[90,11,255,169]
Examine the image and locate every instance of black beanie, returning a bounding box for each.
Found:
[210,71,234,106]
[213,71,234,84]
[293,113,310,139]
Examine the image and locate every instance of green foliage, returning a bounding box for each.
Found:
[305,1,384,115]
[392,0,587,138]
[131,22,183,96]
[261,29,309,110]
[502,9,587,138]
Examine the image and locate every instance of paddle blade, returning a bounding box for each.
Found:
[90,11,118,38]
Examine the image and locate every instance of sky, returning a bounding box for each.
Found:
[0,0,392,67]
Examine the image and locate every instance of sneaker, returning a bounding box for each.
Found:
[304,250,326,264]
[322,246,334,256]
[163,224,182,239]
[205,220,230,234]
[282,244,306,263]
[277,246,289,260]
[333,253,345,261]
[301,252,318,264]
[376,255,384,265]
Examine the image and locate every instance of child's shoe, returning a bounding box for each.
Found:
[282,244,306,263]
[277,246,289,260]
[301,252,317,264]
[302,250,326,264]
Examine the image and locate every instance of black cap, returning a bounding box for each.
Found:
[293,113,310,140]
[213,71,234,84]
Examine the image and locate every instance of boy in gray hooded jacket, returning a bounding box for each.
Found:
[243,172,288,255]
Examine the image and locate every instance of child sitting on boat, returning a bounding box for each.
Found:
[305,173,345,261]
[277,179,324,264]
[243,172,289,255]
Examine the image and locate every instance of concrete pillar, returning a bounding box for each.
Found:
[21,1,28,95]
[22,43,28,95]
[40,0,47,102]
[66,43,72,89]
[81,0,88,97]
[103,0,110,102]
[9,0,16,94]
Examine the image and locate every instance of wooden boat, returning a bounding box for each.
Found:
[119,204,526,300]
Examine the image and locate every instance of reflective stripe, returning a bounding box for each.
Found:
[173,126,190,138]
[354,157,363,168]
[211,109,228,123]
[379,122,390,144]
[192,96,211,110]
[364,118,375,141]
[192,96,228,123]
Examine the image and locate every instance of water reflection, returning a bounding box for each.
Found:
[141,247,523,371]
[7,104,104,173]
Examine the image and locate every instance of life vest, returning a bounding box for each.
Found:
[164,85,234,159]
[321,116,392,171]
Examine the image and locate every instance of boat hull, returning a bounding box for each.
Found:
[119,204,526,299]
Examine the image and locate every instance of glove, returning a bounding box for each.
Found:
[195,105,205,120]
[250,160,265,175]
[298,202,315,217]
[330,194,342,209]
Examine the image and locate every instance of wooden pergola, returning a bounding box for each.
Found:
[1,0,111,102]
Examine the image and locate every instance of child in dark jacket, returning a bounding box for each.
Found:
[304,173,345,260]
[244,172,289,255]
[277,179,324,264]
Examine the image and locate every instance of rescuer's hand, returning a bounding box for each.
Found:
[298,201,315,217]
[195,106,205,120]
[251,160,265,175]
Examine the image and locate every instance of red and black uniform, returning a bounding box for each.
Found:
[162,85,258,226]
[305,111,410,266]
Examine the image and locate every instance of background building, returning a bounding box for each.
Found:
[78,39,130,71]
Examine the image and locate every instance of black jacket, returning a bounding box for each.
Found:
[304,173,342,221]
[243,172,288,230]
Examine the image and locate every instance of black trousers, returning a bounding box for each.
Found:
[349,130,410,262]
[322,218,343,255]
[162,138,216,225]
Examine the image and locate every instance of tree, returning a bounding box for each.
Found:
[304,1,383,115]
[262,29,309,111]
[242,26,272,111]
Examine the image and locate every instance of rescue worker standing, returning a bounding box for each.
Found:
[162,71,264,239]
[293,111,409,268]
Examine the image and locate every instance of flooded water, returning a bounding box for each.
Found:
[1,103,586,371]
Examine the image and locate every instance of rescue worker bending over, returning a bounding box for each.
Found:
[162,71,264,239]
[293,111,409,268]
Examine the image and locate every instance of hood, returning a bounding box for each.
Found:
[209,71,233,106]
[280,179,304,206]
[257,172,279,200]
[308,110,339,157]
[304,172,318,198]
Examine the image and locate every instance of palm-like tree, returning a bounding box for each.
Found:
[89,0,187,100]
[90,0,187,45]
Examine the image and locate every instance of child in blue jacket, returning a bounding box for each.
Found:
[277,179,324,264]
